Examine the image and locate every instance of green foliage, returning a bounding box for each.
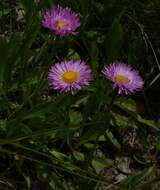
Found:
[0,0,159,189]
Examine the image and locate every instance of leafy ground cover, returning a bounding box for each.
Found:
[0,0,160,189]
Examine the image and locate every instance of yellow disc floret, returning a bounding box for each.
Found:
[115,74,129,84]
[56,19,66,29]
[62,70,80,84]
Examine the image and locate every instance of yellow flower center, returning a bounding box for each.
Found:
[62,70,80,84]
[115,74,129,84]
[56,19,66,29]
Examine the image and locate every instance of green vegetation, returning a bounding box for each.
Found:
[0,0,160,189]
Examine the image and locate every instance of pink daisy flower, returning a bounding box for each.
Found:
[48,60,92,93]
[42,5,80,36]
[102,62,144,94]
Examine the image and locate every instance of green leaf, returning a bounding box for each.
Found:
[92,156,112,173]
[120,167,154,190]
[73,151,85,161]
[106,130,121,149]
[23,111,46,121]
[22,173,31,189]
[50,150,76,171]
[50,150,70,163]
[115,98,136,112]
[68,49,80,59]
[79,128,100,145]
[115,98,158,129]
[83,143,95,149]
[0,120,6,131]
[69,111,82,125]
[137,115,157,129]
[111,112,138,129]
